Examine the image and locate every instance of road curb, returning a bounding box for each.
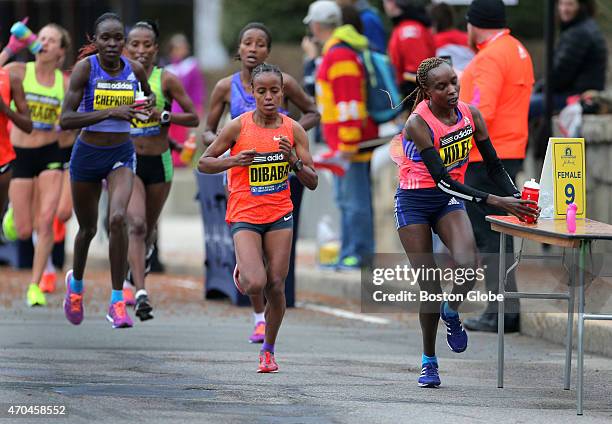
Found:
[520,312,612,358]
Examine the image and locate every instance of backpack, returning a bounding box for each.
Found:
[332,42,402,124]
[359,49,403,124]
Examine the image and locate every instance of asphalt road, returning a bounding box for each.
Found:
[1,269,611,423]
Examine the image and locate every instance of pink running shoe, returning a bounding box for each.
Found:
[123,286,136,306]
[233,264,245,295]
[63,269,83,325]
[106,301,133,329]
[249,321,266,343]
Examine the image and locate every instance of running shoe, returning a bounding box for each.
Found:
[233,264,245,295]
[26,283,46,307]
[63,269,83,325]
[418,362,441,387]
[338,255,361,270]
[134,293,154,321]
[106,301,133,329]
[249,321,266,344]
[257,350,279,373]
[440,302,468,353]
[39,271,57,293]
[2,207,17,242]
[123,286,136,306]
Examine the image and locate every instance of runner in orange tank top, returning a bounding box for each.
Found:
[198,63,317,373]
[0,66,32,237]
[394,57,539,387]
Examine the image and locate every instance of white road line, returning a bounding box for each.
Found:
[297,302,391,325]
[171,279,200,289]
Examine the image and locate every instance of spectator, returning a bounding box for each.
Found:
[383,0,435,105]
[430,2,474,72]
[165,34,206,167]
[336,0,387,52]
[459,0,534,333]
[303,3,367,100]
[304,0,378,269]
[529,0,608,159]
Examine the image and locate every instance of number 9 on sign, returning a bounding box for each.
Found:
[565,183,575,205]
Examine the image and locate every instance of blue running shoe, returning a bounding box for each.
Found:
[418,362,441,387]
[440,302,468,353]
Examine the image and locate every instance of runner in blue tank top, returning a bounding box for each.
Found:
[203,22,319,343]
[59,12,155,329]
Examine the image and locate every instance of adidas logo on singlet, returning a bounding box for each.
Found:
[448,197,460,206]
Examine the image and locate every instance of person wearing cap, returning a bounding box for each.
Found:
[459,0,534,333]
[383,0,435,107]
[304,0,378,269]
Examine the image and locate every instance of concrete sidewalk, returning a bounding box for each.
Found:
[68,211,612,359]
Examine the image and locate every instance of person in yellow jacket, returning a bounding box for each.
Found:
[306,0,377,269]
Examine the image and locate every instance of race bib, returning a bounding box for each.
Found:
[249,151,290,196]
[26,93,60,131]
[130,115,160,136]
[93,80,135,111]
[438,125,473,171]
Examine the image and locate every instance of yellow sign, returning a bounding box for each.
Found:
[550,138,586,219]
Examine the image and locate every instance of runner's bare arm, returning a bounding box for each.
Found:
[282,73,320,131]
[198,117,254,174]
[289,121,317,190]
[202,77,231,148]
[160,70,199,127]
[60,59,138,129]
[4,71,32,133]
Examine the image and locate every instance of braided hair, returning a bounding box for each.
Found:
[77,12,123,61]
[251,63,283,87]
[410,57,450,112]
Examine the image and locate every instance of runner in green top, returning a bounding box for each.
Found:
[125,21,199,320]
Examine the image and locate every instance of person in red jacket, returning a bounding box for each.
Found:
[430,2,474,72]
[383,0,435,107]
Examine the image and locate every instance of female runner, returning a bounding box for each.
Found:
[203,22,319,343]
[199,64,318,372]
[59,12,154,328]
[393,57,539,387]
[124,21,199,320]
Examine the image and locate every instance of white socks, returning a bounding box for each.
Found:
[253,312,265,325]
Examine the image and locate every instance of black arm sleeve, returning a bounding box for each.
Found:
[474,137,521,198]
[420,147,490,204]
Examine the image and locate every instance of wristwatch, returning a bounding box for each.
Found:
[292,159,304,172]
[160,110,171,126]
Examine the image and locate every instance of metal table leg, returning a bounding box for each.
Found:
[564,248,576,390]
[576,241,588,415]
[497,233,506,388]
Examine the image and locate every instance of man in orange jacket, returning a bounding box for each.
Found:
[459,0,534,333]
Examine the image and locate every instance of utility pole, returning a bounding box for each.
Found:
[194,0,228,70]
